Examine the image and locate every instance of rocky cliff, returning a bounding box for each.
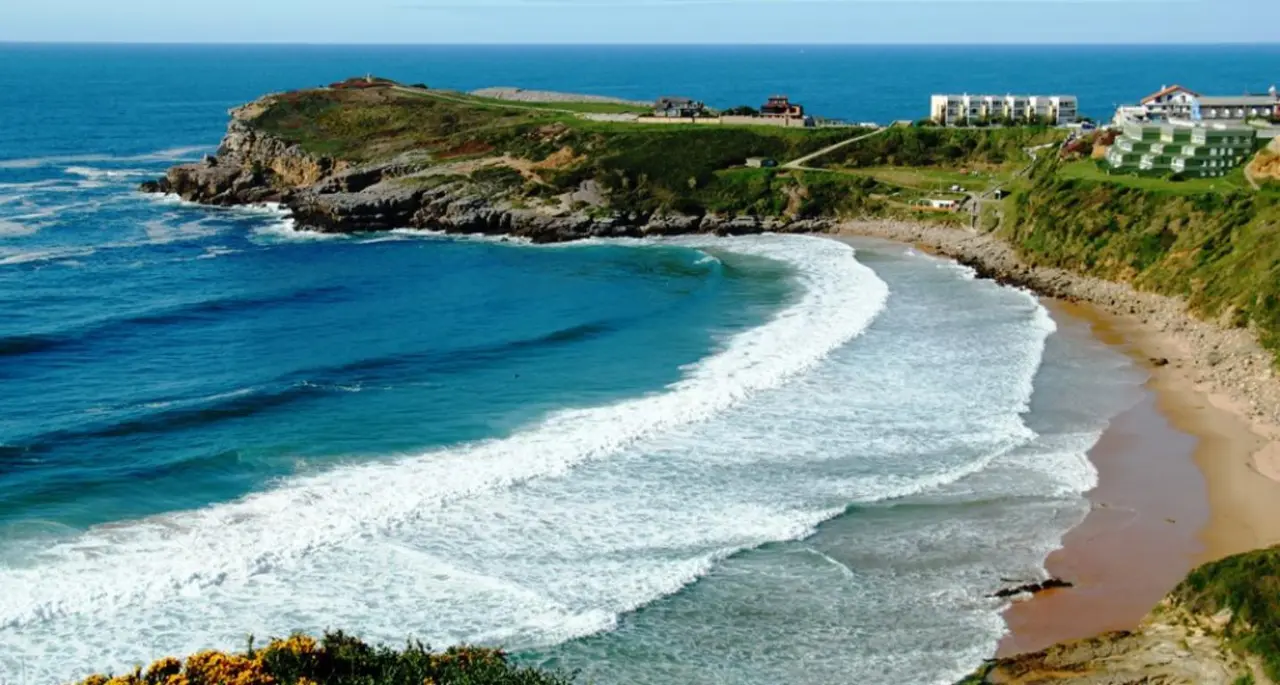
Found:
[957,544,1280,684]
[141,83,836,242]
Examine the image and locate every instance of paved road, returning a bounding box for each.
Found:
[783,127,889,170]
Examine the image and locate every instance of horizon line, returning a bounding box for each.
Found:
[4,40,1280,47]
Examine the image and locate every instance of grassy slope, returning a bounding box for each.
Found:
[1173,546,1280,681]
[1058,159,1258,195]
[810,125,1065,170]
[1000,155,1280,356]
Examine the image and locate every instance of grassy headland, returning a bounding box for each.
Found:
[234,84,924,221]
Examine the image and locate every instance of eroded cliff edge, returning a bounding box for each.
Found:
[142,79,848,242]
[959,545,1280,685]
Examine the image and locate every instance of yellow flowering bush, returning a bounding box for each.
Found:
[74,632,572,685]
[143,657,183,685]
[182,650,273,685]
[262,635,318,658]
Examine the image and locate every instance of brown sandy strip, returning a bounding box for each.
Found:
[828,225,1280,656]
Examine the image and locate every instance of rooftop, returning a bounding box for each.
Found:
[1198,95,1279,106]
[1142,84,1201,103]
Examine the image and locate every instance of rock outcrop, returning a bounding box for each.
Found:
[141,98,833,243]
[961,602,1269,685]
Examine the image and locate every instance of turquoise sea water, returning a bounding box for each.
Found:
[0,45,1200,684]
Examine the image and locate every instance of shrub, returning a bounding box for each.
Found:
[77,633,574,685]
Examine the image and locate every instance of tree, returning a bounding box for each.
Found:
[723,105,759,117]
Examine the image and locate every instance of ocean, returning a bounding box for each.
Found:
[0,43,1242,684]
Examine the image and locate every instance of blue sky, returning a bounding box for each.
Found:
[2,0,1279,44]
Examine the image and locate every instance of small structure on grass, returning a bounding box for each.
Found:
[654,96,707,119]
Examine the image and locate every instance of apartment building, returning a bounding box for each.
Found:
[1105,120,1256,177]
[929,94,1079,126]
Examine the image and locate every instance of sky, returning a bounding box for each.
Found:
[2,0,1279,44]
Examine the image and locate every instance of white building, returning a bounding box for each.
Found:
[1138,85,1200,120]
[1135,84,1279,122]
[929,94,1079,126]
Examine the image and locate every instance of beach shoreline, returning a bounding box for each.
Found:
[830,223,1280,657]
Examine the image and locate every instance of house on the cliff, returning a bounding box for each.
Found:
[761,95,805,120]
[654,96,707,119]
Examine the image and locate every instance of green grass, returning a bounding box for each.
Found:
[1173,546,1280,681]
[542,124,866,214]
[812,125,1066,170]
[249,88,545,162]
[447,93,651,114]
[1058,160,1255,195]
[840,166,1006,192]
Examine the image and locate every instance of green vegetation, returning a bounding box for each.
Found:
[1173,546,1280,680]
[561,124,858,214]
[1057,159,1258,196]
[246,84,878,216]
[77,633,572,685]
[839,166,1007,193]
[1001,155,1280,358]
[454,93,651,114]
[811,126,1065,169]
[250,88,541,162]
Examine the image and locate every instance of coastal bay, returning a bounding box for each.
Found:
[6,44,1280,685]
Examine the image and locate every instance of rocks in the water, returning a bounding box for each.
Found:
[989,578,1074,599]
[1151,357,1171,367]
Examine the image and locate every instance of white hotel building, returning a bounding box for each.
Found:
[929,94,1079,126]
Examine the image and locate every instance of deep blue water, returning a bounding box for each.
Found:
[0,45,1170,684]
[2,44,1279,161]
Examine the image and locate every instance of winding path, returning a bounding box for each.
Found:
[783,127,888,170]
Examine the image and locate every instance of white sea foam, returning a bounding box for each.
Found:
[0,219,38,237]
[389,227,535,245]
[251,216,348,242]
[0,246,98,266]
[0,214,220,267]
[0,235,893,680]
[196,246,242,260]
[0,146,210,170]
[64,166,155,181]
[142,217,221,244]
[0,235,1111,685]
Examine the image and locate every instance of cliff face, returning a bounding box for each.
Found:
[141,89,835,243]
[960,545,1280,685]
[965,605,1263,685]
[145,109,341,207]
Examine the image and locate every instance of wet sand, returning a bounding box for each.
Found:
[998,300,1280,656]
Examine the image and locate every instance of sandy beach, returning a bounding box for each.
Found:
[832,224,1280,657]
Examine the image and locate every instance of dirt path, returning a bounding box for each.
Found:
[782,127,888,169]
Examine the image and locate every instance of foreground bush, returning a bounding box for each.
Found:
[78,633,574,685]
